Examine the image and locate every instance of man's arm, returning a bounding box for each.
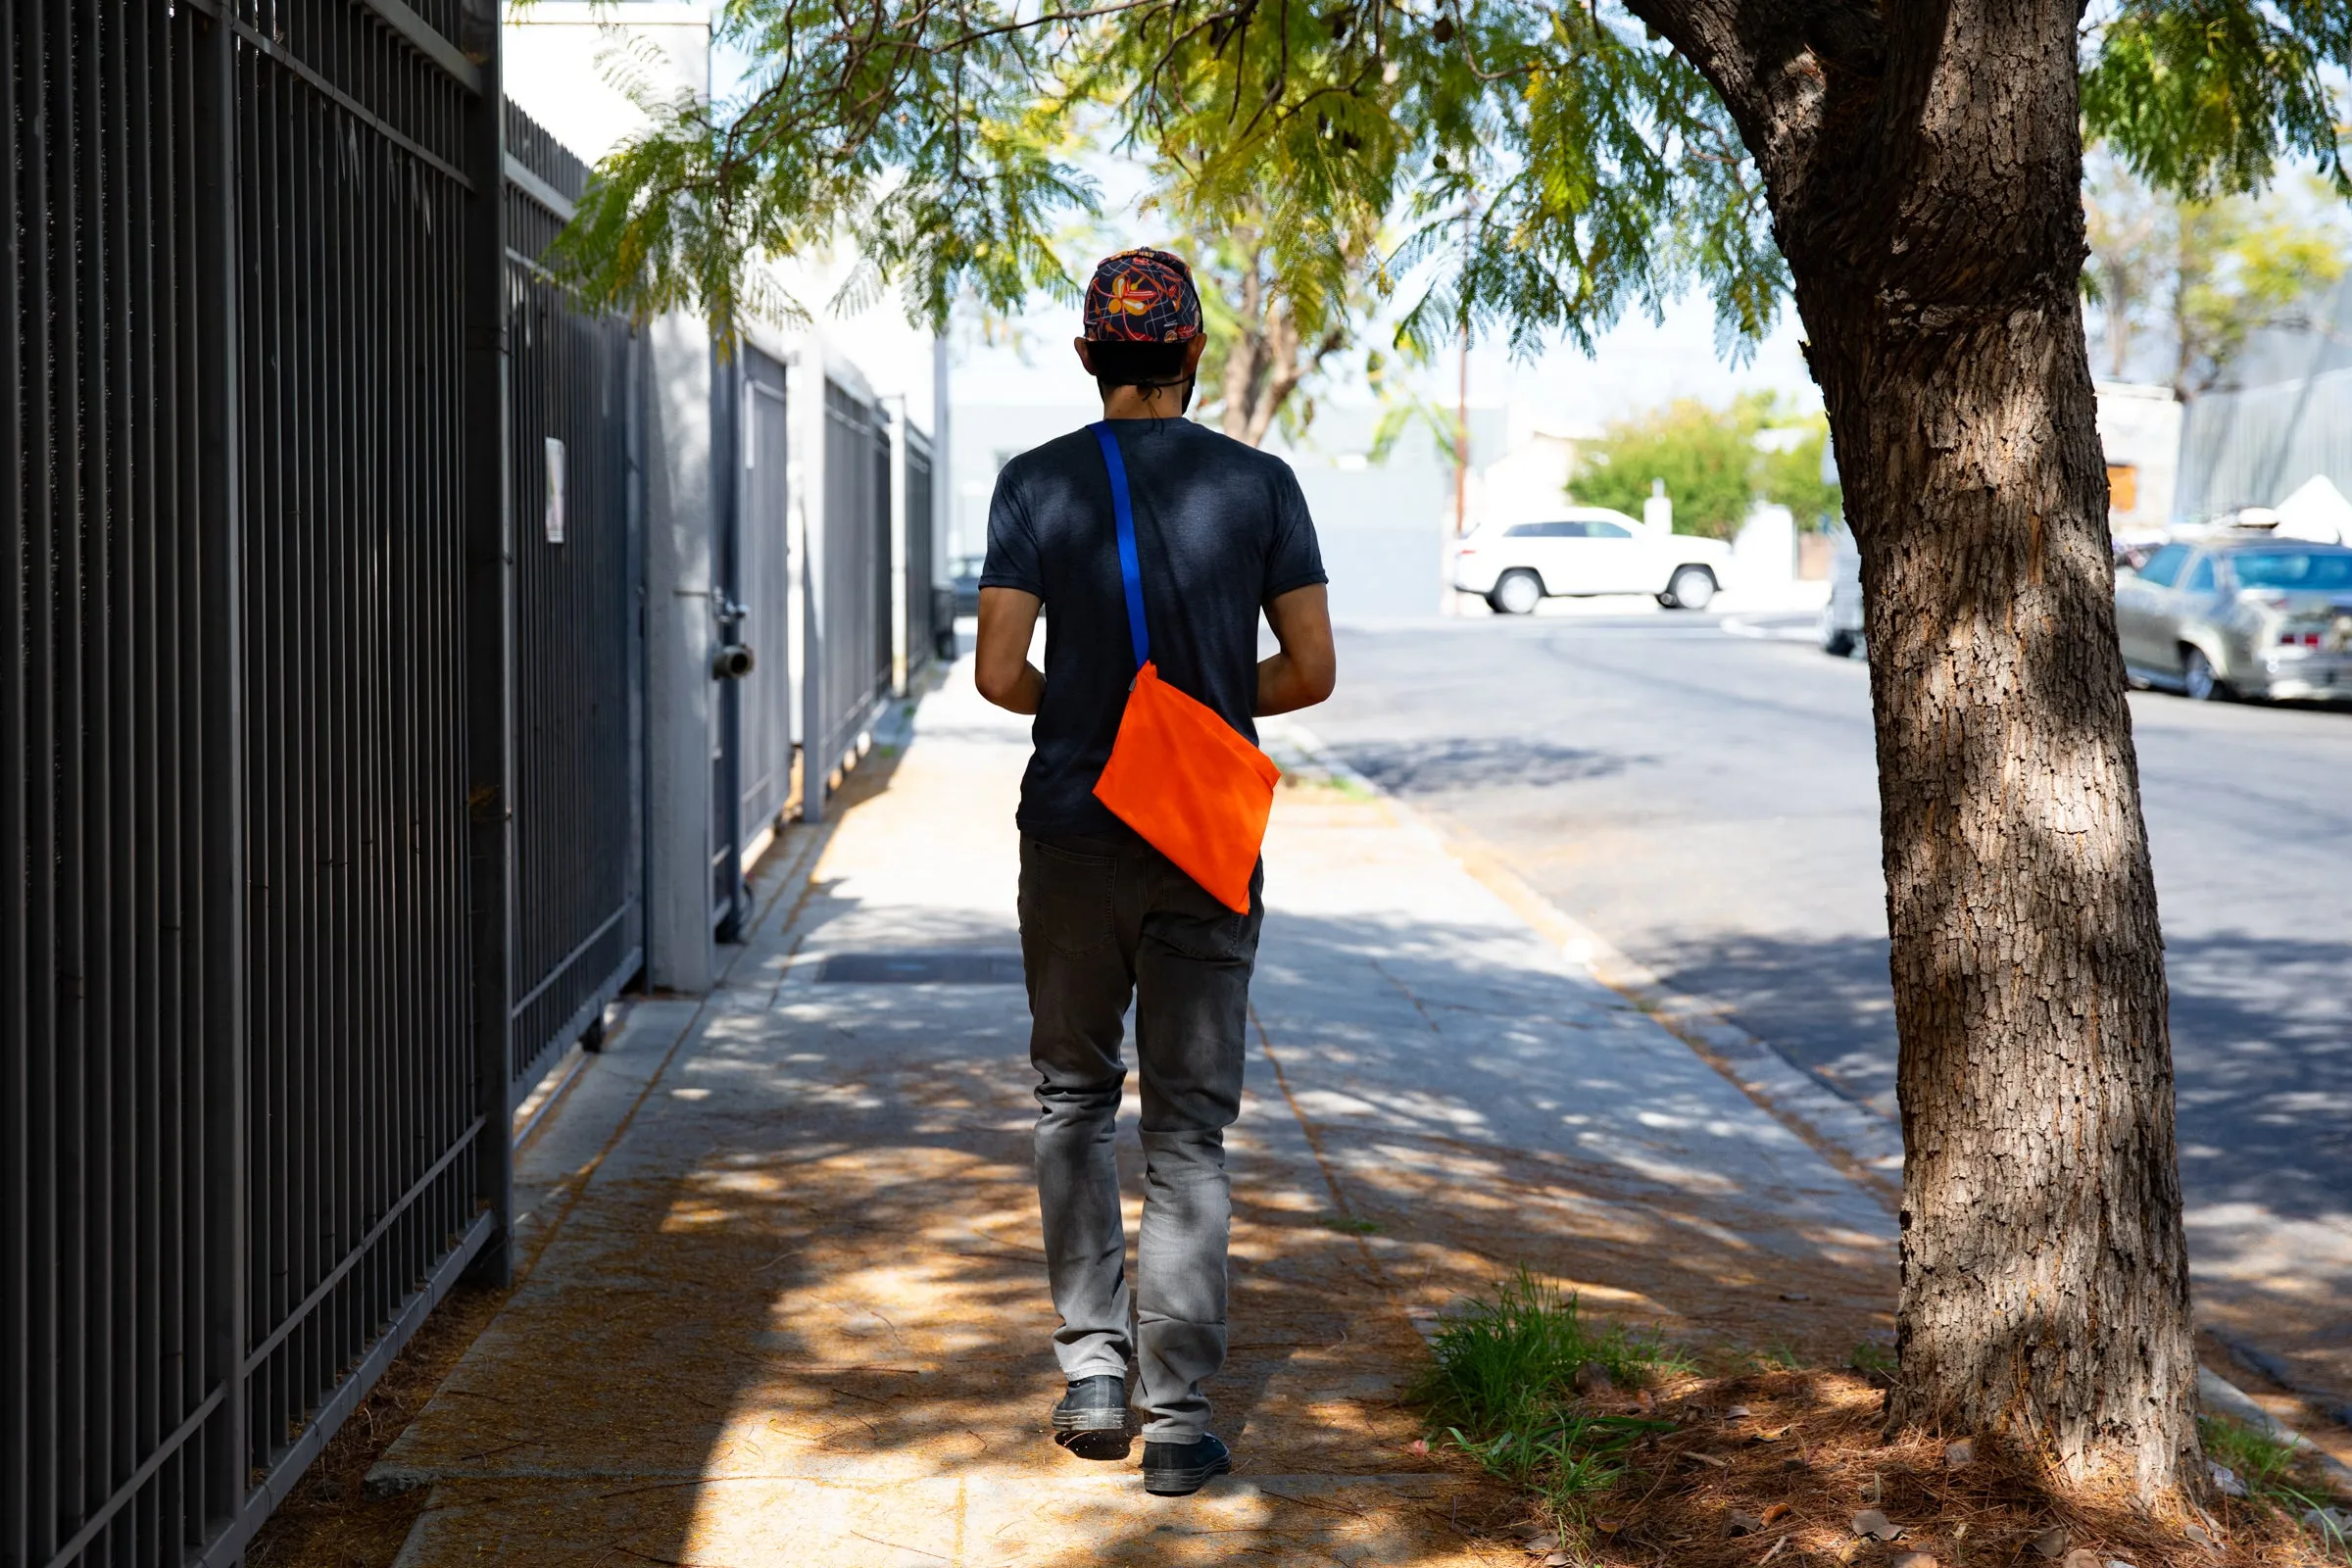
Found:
[975,587,1047,714]
[1256,584,1337,716]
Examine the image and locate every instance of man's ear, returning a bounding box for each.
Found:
[1074,337,1097,375]
[1182,335,1207,375]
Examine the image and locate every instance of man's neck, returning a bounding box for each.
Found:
[1099,382,1191,421]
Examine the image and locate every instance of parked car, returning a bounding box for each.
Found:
[949,554,986,617]
[2114,532,2352,701]
[1820,526,1864,657]
[1452,509,1734,613]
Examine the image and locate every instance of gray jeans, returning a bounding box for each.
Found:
[1019,833,1263,1441]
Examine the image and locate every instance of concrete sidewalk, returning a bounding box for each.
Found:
[371,662,1894,1567]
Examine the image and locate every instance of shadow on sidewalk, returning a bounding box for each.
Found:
[381,881,1904,1564]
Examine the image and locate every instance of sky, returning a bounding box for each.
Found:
[952,279,1821,435]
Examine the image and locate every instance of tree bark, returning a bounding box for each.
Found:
[1245,310,1300,446]
[1631,0,2203,1500]
[1222,250,1267,443]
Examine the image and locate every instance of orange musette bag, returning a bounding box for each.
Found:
[1086,422,1280,912]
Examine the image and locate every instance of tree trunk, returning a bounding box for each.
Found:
[1244,310,1300,447]
[1825,301,2200,1496]
[1222,252,1266,443]
[1638,0,2203,1500]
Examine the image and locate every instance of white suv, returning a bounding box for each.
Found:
[1452,509,1734,614]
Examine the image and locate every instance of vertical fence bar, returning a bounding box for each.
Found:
[191,1,247,1545]
[462,4,514,1286]
[2,7,29,1561]
[24,7,63,1553]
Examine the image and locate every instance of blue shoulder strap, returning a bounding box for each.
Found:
[1091,421,1151,670]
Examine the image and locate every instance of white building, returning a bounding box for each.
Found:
[2094,381,2184,540]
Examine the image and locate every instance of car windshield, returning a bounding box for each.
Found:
[2133,543,2189,586]
[2230,551,2352,591]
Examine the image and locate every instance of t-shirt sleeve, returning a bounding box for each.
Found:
[978,462,1046,598]
[1263,464,1328,602]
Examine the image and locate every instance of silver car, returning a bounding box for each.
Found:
[2115,535,2352,701]
[1820,526,1864,657]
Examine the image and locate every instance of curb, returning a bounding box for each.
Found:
[2200,1368,2352,1492]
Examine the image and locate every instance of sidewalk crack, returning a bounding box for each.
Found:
[1248,1003,1398,1301]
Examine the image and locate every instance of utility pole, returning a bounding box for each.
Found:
[1453,203,1474,536]
[1453,323,1469,536]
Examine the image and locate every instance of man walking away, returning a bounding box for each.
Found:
[972,248,1337,1495]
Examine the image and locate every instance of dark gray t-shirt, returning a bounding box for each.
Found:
[980,417,1327,840]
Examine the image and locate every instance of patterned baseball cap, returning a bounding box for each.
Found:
[1082,248,1203,343]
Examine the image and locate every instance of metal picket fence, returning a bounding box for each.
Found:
[904,425,939,679]
[504,103,645,1097]
[4,9,249,1563]
[806,380,896,818]
[4,9,640,1565]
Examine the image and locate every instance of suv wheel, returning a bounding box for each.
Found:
[1489,569,1543,616]
[1665,565,1716,612]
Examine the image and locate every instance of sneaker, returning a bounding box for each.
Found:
[1141,1433,1232,1495]
[1051,1374,1129,1434]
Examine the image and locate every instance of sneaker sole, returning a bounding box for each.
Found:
[1142,1451,1232,1495]
[1052,1406,1129,1434]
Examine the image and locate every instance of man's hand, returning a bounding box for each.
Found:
[1256,584,1337,716]
[975,587,1047,713]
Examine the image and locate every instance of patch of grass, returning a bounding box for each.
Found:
[2199,1414,2351,1559]
[2202,1412,2299,1497]
[1753,1341,1804,1372]
[1848,1340,1896,1378]
[1314,1213,1383,1235]
[1412,1269,1683,1523]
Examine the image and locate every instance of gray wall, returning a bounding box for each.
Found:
[2177,366,2352,521]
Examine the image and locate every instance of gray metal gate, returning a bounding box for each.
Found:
[706,346,791,936]
[731,349,794,910]
[4,8,638,1563]
[504,104,645,1097]
[904,426,939,679]
[806,380,896,817]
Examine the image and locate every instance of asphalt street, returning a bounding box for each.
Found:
[1304,607,2352,1410]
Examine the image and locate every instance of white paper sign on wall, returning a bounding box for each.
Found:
[544,436,566,544]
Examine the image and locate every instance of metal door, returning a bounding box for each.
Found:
[710,347,793,936]
[738,357,794,856]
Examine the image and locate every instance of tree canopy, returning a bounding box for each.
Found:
[1176,194,1379,445]
[1572,394,1836,538]
[556,0,2351,365]
[2084,161,2350,397]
